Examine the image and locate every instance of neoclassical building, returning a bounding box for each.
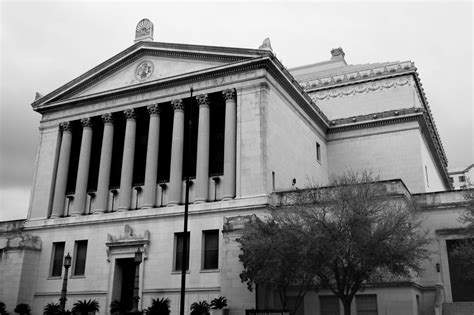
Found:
[1,19,472,315]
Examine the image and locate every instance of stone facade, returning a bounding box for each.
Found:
[1,20,471,315]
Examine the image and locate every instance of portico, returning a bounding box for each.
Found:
[50,89,237,216]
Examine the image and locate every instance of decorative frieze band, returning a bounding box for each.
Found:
[309,76,415,101]
[300,61,415,90]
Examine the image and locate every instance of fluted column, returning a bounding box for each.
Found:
[71,118,93,216]
[195,94,210,203]
[51,122,73,218]
[118,108,136,211]
[143,104,161,208]
[222,89,237,200]
[95,113,114,213]
[168,99,185,206]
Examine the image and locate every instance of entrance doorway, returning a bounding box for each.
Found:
[446,239,474,301]
[112,258,136,311]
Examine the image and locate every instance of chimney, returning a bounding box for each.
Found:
[330,47,345,61]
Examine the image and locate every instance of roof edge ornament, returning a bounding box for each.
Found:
[259,37,273,51]
[135,18,154,43]
[331,47,345,61]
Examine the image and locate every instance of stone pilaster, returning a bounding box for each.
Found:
[222,89,237,200]
[51,122,73,218]
[194,94,210,203]
[143,104,161,208]
[118,108,137,211]
[168,99,185,206]
[95,113,114,213]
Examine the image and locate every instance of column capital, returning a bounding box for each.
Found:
[101,113,114,124]
[80,117,93,128]
[124,108,136,120]
[222,89,236,101]
[60,121,72,132]
[147,104,161,116]
[196,94,210,107]
[171,99,184,111]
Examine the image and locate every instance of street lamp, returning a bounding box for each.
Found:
[59,253,72,312]
[132,248,143,312]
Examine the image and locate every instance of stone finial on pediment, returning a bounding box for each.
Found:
[35,92,43,101]
[259,37,273,51]
[135,18,154,43]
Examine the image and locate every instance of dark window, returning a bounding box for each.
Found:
[449,177,454,183]
[51,242,65,277]
[110,114,125,188]
[87,116,103,192]
[459,176,466,182]
[447,239,474,301]
[203,230,219,269]
[356,295,378,315]
[66,121,82,194]
[316,142,321,162]
[320,296,339,315]
[157,103,173,182]
[175,232,190,271]
[73,240,88,276]
[209,93,225,176]
[182,97,199,179]
[132,107,149,186]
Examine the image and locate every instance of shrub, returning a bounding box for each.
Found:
[190,301,209,315]
[71,299,99,315]
[210,297,227,310]
[43,303,61,315]
[147,297,171,315]
[14,304,31,315]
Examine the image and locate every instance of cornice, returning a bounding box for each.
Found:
[36,56,330,131]
[327,107,451,189]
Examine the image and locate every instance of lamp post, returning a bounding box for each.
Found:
[59,253,72,312]
[132,248,143,313]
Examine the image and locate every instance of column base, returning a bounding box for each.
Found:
[69,212,82,217]
[49,213,62,219]
[93,209,105,214]
[194,198,207,204]
[167,202,179,207]
[221,195,235,201]
[142,204,155,209]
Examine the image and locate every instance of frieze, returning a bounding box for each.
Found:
[308,76,415,101]
[300,61,415,90]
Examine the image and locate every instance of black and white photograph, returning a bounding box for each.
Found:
[0,1,473,315]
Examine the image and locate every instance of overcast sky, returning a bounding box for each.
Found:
[0,0,472,221]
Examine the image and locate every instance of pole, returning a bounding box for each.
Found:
[59,264,70,311]
[180,87,193,315]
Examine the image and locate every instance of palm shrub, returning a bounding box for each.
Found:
[14,304,31,315]
[71,299,99,315]
[109,300,127,315]
[43,303,61,315]
[147,297,170,315]
[190,301,210,315]
[0,302,9,315]
[209,297,227,310]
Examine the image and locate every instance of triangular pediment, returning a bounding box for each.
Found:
[33,41,270,109]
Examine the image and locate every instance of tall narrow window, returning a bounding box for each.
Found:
[50,242,65,277]
[203,230,219,270]
[356,295,378,315]
[316,142,321,162]
[425,166,429,187]
[320,296,339,315]
[174,232,190,271]
[73,240,88,276]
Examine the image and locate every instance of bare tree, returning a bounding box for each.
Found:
[237,216,318,315]
[238,170,430,315]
